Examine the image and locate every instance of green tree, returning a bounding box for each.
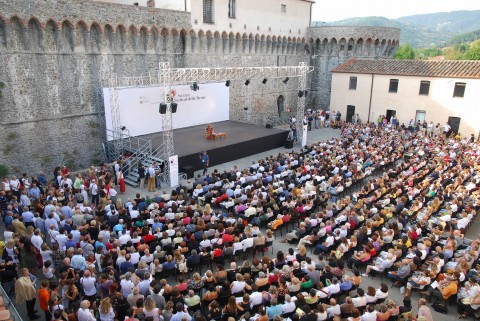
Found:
[464,40,480,60]
[0,81,4,97]
[394,44,416,59]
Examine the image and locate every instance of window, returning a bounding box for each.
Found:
[419,80,430,95]
[228,0,236,18]
[281,4,287,13]
[203,0,214,24]
[453,82,466,98]
[389,79,399,93]
[349,76,357,90]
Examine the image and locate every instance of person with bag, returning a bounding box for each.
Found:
[15,268,41,320]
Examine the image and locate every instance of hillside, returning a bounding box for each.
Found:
[315,10,480,48]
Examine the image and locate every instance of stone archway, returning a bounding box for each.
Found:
[277,95,285,116]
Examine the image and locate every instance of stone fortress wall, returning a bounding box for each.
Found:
[0,0,399,174]
[306,26,401,109]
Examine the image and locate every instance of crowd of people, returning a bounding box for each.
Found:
[0,117,479,321]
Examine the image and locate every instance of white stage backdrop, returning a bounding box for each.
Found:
[103,83,229,139]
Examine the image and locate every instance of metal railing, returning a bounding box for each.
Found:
[0,283,23,321]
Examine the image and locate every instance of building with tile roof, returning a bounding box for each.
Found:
[330,58,480,137]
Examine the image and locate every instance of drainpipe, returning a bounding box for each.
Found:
[367,73,374,123]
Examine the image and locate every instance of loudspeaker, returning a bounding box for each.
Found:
[284,139,294,148]
[171,102,178,113]
[181,165,195,179]
[266,124,273,129]
[159,103,167,114]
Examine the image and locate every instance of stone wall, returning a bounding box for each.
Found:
[0,0,399,175]
[306,26,401,108]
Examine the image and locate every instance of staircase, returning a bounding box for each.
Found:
[103,130,186,187]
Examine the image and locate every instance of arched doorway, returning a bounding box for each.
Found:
[277,95,285,116]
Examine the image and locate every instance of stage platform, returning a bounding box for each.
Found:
[138,121,289,173]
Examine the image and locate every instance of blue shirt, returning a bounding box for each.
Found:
[266,304,283,320]
[65,240,77,250]
[71,255,86,270]
[120,261,134,274]
[152,222,163,232]
[21,211,34,223]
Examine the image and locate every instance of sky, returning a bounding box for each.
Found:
[311,0,480,22]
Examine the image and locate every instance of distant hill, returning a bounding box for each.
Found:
[314,10,480,48]
[447,29,480,46]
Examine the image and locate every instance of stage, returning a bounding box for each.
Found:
[138,121,289,174]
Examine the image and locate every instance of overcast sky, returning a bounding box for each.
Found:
[311,0,480,22]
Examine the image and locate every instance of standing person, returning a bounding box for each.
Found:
[90,179,99,206]
[153,162,161,189]
[38,280,51,321]
[444,122,452,138]
[147,164,156,192]
[138,162,146,189]
[15,268,40,320]
[78,300,96,321]
[200,151,209,176]
[118,171,126,194]
[18,237,38,275]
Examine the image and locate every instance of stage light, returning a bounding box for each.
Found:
[262,78,267,84]
[283,77,289,84]
[159,103,167,114]
[120,126,127,131]
[298,90,304,98]
[245,79,250,86]
[225,80,230,87]
[171,102,178,113]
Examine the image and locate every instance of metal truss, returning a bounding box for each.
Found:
[297,62,309,146]
[108,62,314,186]
[108,75,122,159]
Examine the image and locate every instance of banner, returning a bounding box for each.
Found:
[169,155,179,187]
[302,125,308,147]
[103,82,229,139]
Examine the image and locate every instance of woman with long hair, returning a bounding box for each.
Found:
[143,297,160,321]
[18,237,38,274]
[99,298,115,321]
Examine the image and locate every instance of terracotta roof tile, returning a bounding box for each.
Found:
[332,58,480,79]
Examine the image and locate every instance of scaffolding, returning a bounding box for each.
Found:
[108,62,313,186]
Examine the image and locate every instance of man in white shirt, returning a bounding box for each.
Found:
[282,294,296,314]
[55,229,69,250]
[80,270,97,302]
[249,286,263,307]
[352,288,367,308]
[90,179,99,206]
[30,229,44,251]
[326,298,341,318]
[77,300,96,321]
[361,305,377,321]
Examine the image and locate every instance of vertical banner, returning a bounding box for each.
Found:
[169,155,179,187]
[302,125,308,147]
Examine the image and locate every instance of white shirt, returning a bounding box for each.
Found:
[282,301,296,314]
[231,280,246,294]
[361,311,377,321]
[327,304,341,318]
[81,276,97,296]
[352,295,367,307]
[31,235,44,250]
[130,252,140,265]
[120,279,134,297]
[78,308,96,321]
[250,291,263,305]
